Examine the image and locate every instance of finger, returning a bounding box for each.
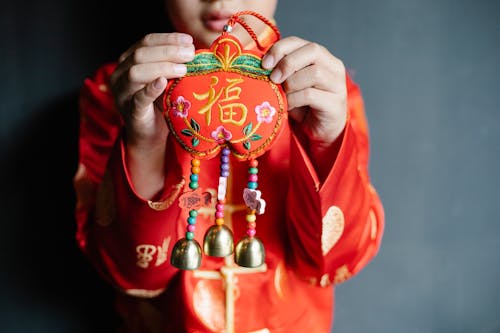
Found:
[133,77,168,113]
[127,62,187,84]
[112,44,194,84]
[118,33,193,63]
[283,64,341,94]
[287,88,339,113]
[269,42,340,85]
[261,36,308,70]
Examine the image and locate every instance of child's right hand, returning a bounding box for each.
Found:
[109,33,195,199]
[110,33,195,148]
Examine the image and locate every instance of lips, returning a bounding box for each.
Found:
[202,10,235,32]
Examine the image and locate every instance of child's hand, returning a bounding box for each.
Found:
[110,33,195,149]
[262,37,347,148]
[109,33,195,199]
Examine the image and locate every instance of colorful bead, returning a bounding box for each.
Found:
[248,167,258,174]
[189,210,198,217]
[215,218,225,226]
[191,166,201,174]
[221,170,230,177]
[191,159,200,167]
[189,182,199,190]
[246,214,256,223]
[222,147,230,156]
[187,216,197,225]
[249,159,258,167]
[190,174,199,182]
[248,174,258,182]
[247,182,258,189]
[187,224,196,232]
[221,155,229,163]
[247,221,257,229]
[186,231,195,240]
[246,228,257,237]
[215,211,224,219]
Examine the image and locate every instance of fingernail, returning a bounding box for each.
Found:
[153,77,166,89]
[173,64,187,75]
[179,46,195,59]
[270,68,282,83]
[262,55,275,69]
[178,34,193,44]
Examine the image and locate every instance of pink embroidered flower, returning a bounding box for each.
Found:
[172,96,191,118]
[211,125,232,143]
[255,101,276,123]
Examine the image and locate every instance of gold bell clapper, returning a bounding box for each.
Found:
[203,147,234,257]
[170,157,204,270]
[235,159,266,268]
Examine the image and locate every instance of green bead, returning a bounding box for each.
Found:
[189,210,198,217]
[186,232,195,240]
[189,182,199,190]
[248,167,258,174]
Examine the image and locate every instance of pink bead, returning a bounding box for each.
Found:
[248,174,258,182]
[216,211,224,218]
[216,203,224,211]
[247,228,256,237]
[187,225,196,232]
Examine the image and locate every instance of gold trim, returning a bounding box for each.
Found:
[147,178,185,211]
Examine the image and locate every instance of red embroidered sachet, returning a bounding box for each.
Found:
[161,11,286,160]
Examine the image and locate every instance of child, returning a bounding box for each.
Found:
[74,0,384,332]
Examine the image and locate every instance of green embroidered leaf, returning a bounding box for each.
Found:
[190,118,201,132]
[186,53,222,74]
[192,138,200,147]
[243,122,253,136]
[232,55,272,76]
[250,134,262,141]
[243,141,251,150]
[181,129,193,137]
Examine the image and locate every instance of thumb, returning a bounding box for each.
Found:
[133,77,168,116]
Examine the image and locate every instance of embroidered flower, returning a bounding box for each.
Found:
[255,101,276,123]
[211,125,232,143]
[172,96,191,118]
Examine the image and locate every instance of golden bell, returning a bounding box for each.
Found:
[170,238,202,270]
[203,225,234,257]
[234,236,265,268]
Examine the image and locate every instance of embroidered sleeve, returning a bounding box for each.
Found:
[284,75,385,287]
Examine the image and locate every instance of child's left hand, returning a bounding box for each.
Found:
[262,37,347,148]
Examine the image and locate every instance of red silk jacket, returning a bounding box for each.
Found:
[74,60,384,332]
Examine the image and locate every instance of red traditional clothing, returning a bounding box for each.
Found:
[74,54,384,332]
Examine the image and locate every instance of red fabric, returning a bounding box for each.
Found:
[74,60,384,332]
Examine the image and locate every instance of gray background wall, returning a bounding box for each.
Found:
[1,0,499,332]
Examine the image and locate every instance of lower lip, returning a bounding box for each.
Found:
[204,19,230,32]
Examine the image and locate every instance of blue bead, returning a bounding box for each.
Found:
[222,147,230,156]
[188,216,197,225]
[247,182,258,189]
[190,174,199,182]
[221,155,229,163]
[221,170,230,177]
[221,163,230,171]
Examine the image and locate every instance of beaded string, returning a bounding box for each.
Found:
[186,157,201,241]
[245,159,259,238]
[215,147,231,227]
